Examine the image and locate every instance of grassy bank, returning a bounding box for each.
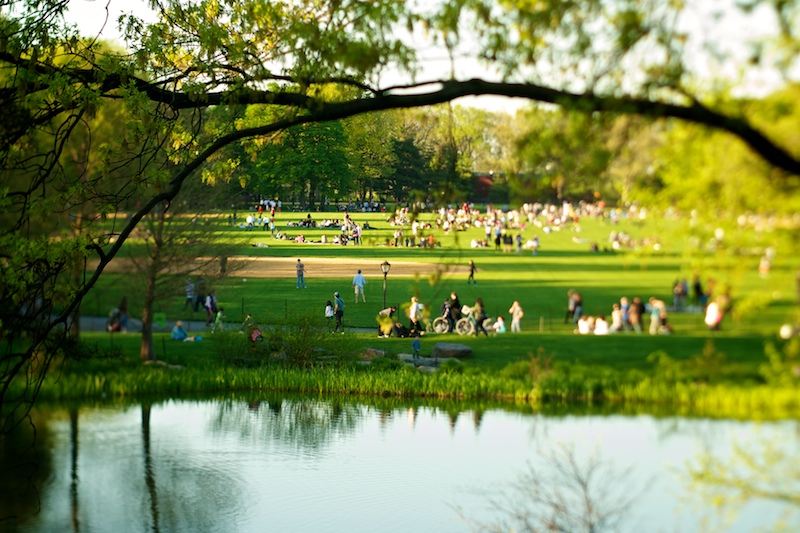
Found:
[21,328,800,420]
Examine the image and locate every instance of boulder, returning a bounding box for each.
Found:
[361,348,386,361]
[431,342,473,359]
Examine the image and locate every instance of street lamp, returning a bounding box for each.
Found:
[381,261,391,309]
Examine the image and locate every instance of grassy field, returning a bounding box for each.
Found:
[35,206,794,417]
[89,207,799,340]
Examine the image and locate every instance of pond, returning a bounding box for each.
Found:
[3,396,799,532]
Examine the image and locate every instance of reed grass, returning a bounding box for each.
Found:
[18,336,799,421]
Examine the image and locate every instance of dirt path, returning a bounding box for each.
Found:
[93,256,462,279]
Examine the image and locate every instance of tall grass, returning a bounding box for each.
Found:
[19,345,799,420]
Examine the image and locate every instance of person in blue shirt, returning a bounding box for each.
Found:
[411,334,421,359]
[171,321,198,341]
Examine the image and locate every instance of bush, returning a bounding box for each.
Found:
[267,312,359,369]
[209,329,270,368]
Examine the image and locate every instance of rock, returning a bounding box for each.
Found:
[416,365,436,374]
[362,348,386,361]
[431,342,473,359]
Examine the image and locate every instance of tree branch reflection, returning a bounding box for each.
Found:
[461,443,646,532]
[682,432,800,531]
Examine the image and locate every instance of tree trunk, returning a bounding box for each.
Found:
[139,269,157,362]
[140,211,165,362]
[308,180,318,210]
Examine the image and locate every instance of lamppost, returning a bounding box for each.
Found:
[381,261,391,309]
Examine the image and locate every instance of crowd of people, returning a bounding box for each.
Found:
[567,275,732,336]
[182,199,746,351]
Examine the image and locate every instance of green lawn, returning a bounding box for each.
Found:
[73,208,800,394]
[90,208,798,338]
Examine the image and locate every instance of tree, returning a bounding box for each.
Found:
[254,120,352,209]
[516,108,612,200]
[344,111,398,203]
[385,136,431,202]
[3,0,800,430]
[124,178,241,361]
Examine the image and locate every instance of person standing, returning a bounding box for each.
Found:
[449,292,462,331]
[194,276,206,312]
[296,259,306,288]
[565,290,576,323]
[333,291,346,333]
[183,277,196,311]
[648,297,665,335]
[408,296,424,333]
[629,296,644,333]
[118,297,129,333]
[467,260,477,285]
[471,297,489,337]
[325,300,335,330]
[204,290,217,326]
[508,300,524,332]
[572,291,584,324]
[352,269,368,303]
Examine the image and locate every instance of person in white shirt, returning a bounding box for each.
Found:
[594,315,609,335]
[352,269,368,303]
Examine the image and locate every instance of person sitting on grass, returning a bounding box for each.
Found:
[171,321,198,341]
[575,315,592,335]
[491,316,507,334]
[594,315,609,335]
[608,304,624,333]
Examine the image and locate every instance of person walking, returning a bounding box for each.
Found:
[296,259,306,288]
[467,260,477,285]
[352,269,368,303]
[471,297,489,337]
[333,291,346,333]
[212,307,226,332]
[183,277,196,311]
[508,300,524,332]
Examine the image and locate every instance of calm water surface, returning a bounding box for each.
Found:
[5,397,799,532]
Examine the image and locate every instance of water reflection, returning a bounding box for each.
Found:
[0,409,55,528]
[141,403,160,533]
[209,397,363,449]
[682,432,800,531]
[69,408,78,533]
[1,396,798,532]
[460,443,647,533]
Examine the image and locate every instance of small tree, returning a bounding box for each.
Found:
[124,178,244,361]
